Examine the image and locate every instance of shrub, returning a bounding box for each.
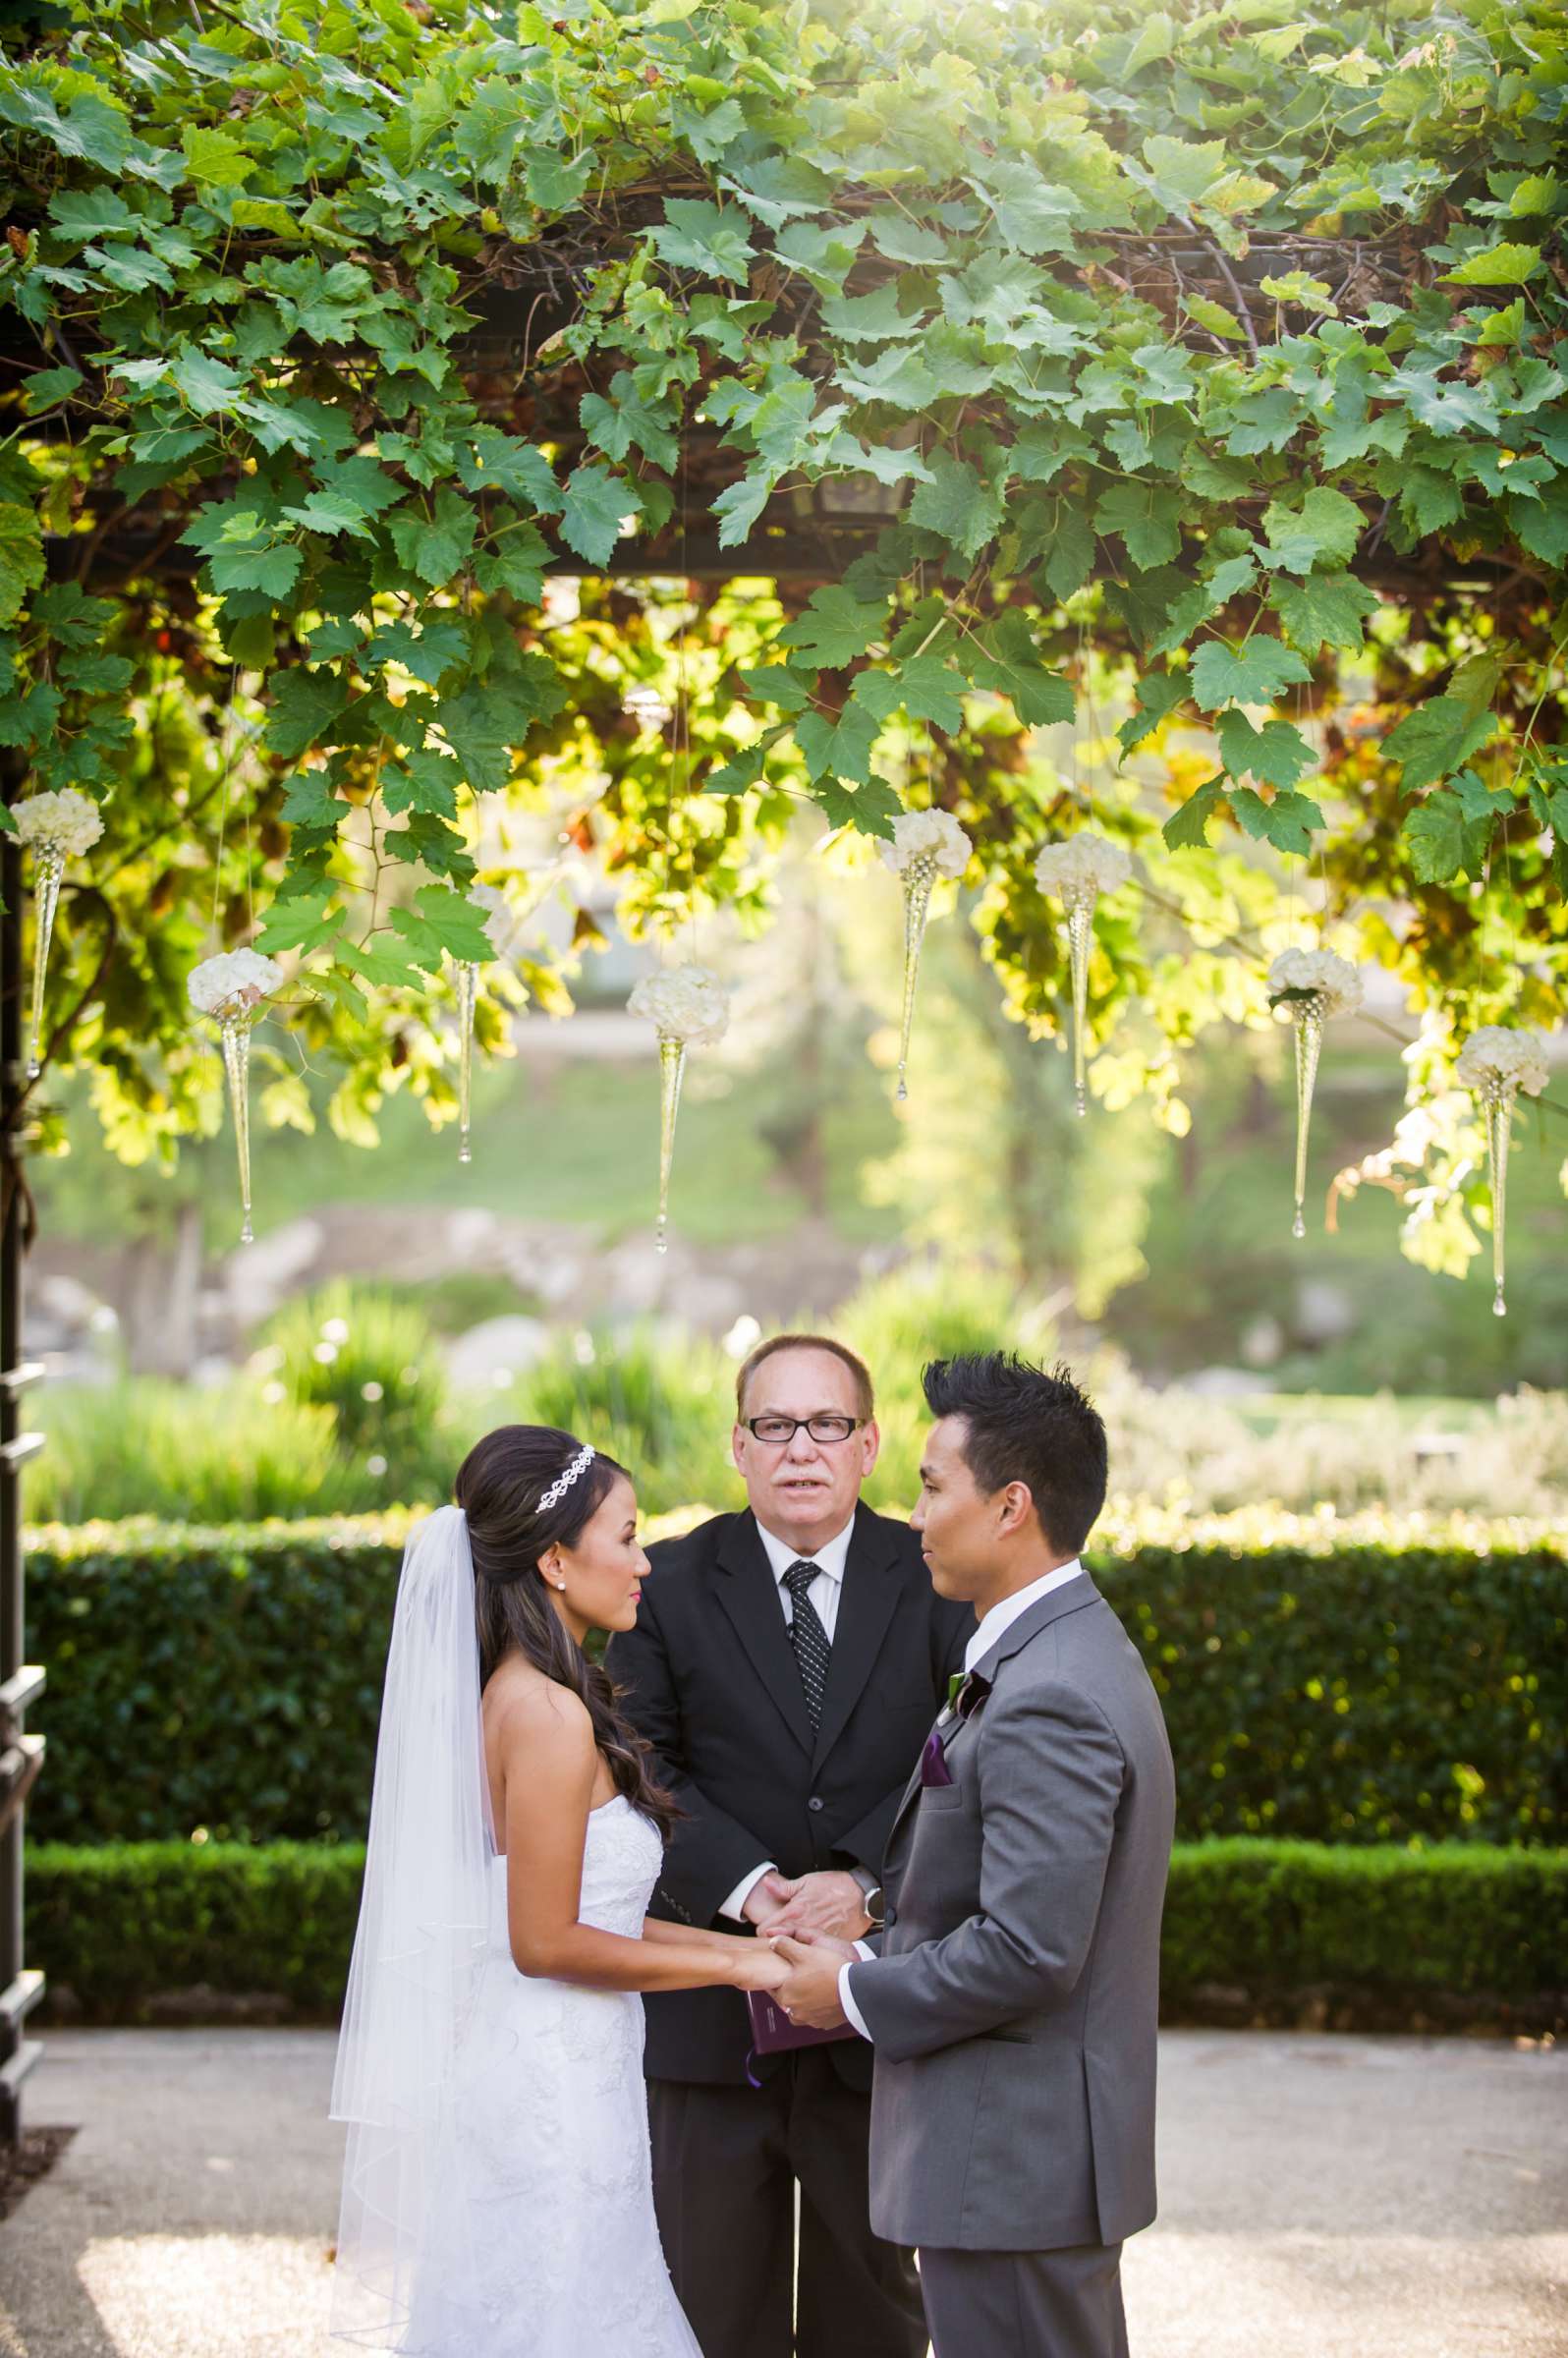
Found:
[514,1323,737,1518]
[258,1280,454,1497]
[27,1840,1566,2026]
[1158,1839,1568,2008]
[23,1509,1565,1849]
[28,1381,365,1524]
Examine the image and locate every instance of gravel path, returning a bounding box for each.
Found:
[0,2028,1562,2356]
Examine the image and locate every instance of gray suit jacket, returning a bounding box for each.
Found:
[846,1570,1175,2253]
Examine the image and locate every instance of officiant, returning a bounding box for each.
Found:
[607,1332,972,2358]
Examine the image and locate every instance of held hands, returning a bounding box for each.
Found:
[727,1937,790,1995]
[757,1870,871,1942]
[740,1870,800,1930]
[768,1932,856,2031]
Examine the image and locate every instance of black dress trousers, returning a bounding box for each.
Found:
[650,2050,924,2358]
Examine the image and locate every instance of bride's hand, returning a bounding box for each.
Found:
[730,1940,790,1994]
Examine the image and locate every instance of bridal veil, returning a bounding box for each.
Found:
[329,1503,492,2348]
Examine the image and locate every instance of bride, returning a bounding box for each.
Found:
[331,1424,789,2355]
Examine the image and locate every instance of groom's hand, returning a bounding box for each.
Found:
[763,1870,870,1942]
[771,1934,853,2031]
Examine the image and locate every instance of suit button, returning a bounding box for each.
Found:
[883,1907,897,1928]
[808,1796,824,1813]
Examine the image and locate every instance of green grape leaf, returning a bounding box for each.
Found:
[1270,571,1379,655]
[1229,787,1323,856]
[852,655,968,734]
[1162,777,1226,850]
[795,702,880,785]
[1216,711,1316,791]
[778,586,889,666]
[278,770,345,828]
[387,491,478,588]
[381,751,461,818]
[962,612,1075,725]
[265,668,350,761]
[1092,481,1184,569]
[1383,655,1503,791]
[1189,637,1312,710]
[1440,243,1542,286]
[650,198,756,284]
[1117,667,1192,756]
[908,450,1004,561]
[0,504,45,625]
[558,465,634,567]
[1403,792,1471,881]
[1260,487,1366,575]
[813,773,903,839]
[580,373,679,473]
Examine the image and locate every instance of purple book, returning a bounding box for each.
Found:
[745,1988,857,2055]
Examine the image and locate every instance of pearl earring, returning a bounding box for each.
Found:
[555,1580,567,1592]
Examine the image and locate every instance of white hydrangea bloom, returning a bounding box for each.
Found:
[1455,1024,1551,1097]
[188,948,284,1019]
[1032,830,1133,902]
[878,809,973,879]
[1266,946,1364,1020]
[628,963,731,1047]
[13,789,104,858]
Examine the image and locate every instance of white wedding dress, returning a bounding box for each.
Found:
[400,1795,703,2358]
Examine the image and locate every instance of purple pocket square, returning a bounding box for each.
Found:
[919,1726,954,1788]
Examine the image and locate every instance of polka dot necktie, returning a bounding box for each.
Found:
[783,1561,832,1730]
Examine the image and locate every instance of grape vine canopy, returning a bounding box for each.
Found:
[0,0,1564,1283]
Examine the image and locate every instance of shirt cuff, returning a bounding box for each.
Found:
[718,1863,778,1924]
[840,1957,873,2043]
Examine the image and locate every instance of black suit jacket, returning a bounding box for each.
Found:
[605,1502,974,2089]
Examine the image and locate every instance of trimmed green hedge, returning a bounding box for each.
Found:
[23,1509,1568,1847]
[27,1840,1567,2027]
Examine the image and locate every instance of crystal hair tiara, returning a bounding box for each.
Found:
[539,1444,595,1514]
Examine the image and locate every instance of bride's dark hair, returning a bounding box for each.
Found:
[455,1424,678,1840]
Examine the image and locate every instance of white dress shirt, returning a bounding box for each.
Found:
[838,1557,1086,2039]
[717,1516,857,1924]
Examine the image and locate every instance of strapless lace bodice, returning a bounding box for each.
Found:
[488,1792,662,1941]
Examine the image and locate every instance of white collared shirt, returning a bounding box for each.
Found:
[838,1556,1087,2040]
[964,1557,1085,1672]
[755,1512,856,1643]
[718,1514,857,1923]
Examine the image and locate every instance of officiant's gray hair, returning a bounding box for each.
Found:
[735,1332,874,1422]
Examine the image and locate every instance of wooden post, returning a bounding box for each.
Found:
[0,826,46,2144]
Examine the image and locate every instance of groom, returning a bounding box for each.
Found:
[775,1354,1175,2358]
[607,1332,973,2358]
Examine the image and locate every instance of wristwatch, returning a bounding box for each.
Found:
[862,1883,886,1931]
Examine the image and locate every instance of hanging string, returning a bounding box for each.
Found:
[209,661,242,940]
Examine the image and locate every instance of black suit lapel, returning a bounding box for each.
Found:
[809,1505,903,1775]
[713,1511,814,1757]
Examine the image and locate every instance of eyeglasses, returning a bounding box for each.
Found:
[744,1415,864,1446]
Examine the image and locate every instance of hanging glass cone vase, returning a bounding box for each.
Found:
[455,959,478,1166]
[25,843,66,1080]
[1288,994,1326,1240]
[219,1013,255,1247]
[895,852,937,1102]
[654,1034,688,1256]
[1483,1076,1515,1318]
[1064,888,1095,1118]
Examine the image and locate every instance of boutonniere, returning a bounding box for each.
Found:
[939,1669,992,1725]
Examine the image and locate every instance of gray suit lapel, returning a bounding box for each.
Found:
[884,1571,1102,1868]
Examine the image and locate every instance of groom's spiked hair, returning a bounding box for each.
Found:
[922,1354,1107,1555]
